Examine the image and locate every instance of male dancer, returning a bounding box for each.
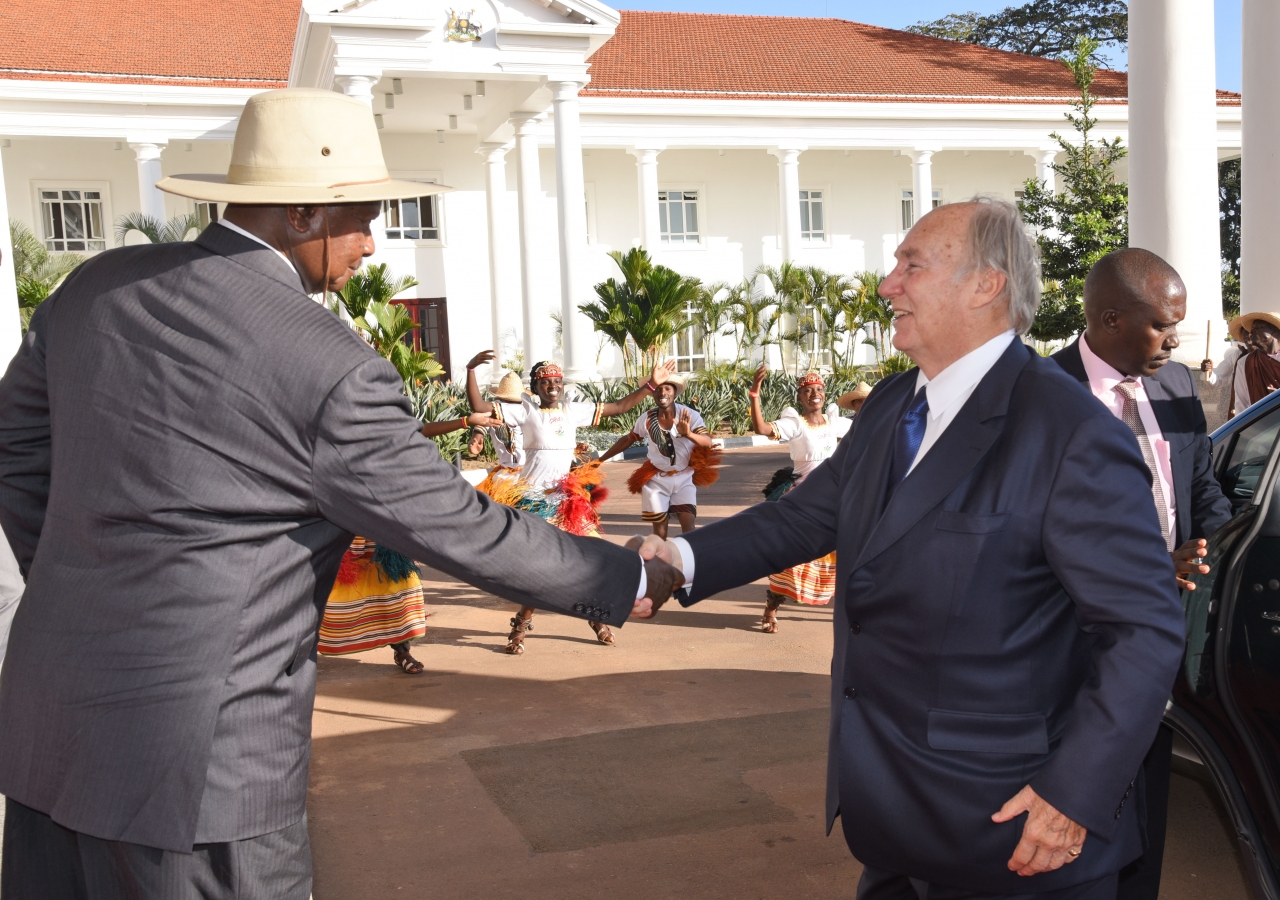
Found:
[600,376,719,538]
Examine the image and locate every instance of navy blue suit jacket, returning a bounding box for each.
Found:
[1052,339,1233,545]
[681,340,1185,893]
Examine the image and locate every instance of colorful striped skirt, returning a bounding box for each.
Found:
[764,470,837,606]
[318,538,427,655]
[476,459,609,537]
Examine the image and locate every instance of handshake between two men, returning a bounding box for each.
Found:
[628,534,685,619]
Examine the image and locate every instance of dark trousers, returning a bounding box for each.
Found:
[856,865,1119,900]
[1116,725,1173,900]
[1,798,312,900]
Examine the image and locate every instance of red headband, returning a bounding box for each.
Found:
[530,361,563,381]
[797,372,824,389]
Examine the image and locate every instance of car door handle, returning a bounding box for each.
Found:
[1263,611,1280,622]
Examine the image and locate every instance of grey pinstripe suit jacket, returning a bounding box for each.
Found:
[0,224,639,852]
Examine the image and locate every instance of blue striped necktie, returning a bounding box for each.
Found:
[888,386,930,493]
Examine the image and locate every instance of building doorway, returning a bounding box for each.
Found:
[391,297,451,378]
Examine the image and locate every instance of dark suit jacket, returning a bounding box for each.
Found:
[1052,339,1233,545]
[0,225,639,852]
[681,340,1184,893]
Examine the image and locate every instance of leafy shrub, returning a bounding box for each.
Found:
[406,380,470,462]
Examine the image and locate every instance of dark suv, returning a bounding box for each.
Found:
[1171,395,1280,899]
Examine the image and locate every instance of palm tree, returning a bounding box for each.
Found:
[114,212,201,245]
[329,263,443,385]
[9,219,84,332]
[685,281,732,366]
[757,262,813,375]
[849,270,893,373]
[724,276,777,366]
[332,262,419,323]
[807,267,857,370]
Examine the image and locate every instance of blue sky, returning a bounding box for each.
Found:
[617,0,1244,92]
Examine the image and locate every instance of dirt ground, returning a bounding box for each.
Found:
[307,446,1254,900]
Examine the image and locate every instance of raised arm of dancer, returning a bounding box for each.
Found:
[599,360,676,418]
[420,412,500,438]
[749,363,772,437]
[464,350,497,414]
[598,431,641,462]
[676,409,713,448]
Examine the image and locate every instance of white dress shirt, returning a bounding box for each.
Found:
[1077,335,1177,539]
[670,330,1018,588]
[218,220,328,306]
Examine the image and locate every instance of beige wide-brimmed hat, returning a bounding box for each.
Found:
[1229,312,1280,343]
[657,374,687,396]
[157,88,447,205]
[491,371,525,404]
[836,381,873,410]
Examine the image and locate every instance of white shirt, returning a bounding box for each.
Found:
[633,403,708,472]
[501,398,601,490]
[771,405,853,479]
[1078,335,1177,541]
[671,329,1016,587]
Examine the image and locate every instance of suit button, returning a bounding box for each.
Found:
[574,603,584,612]
[1115,808,1123,819]
[850,622,861,634]
[844,687,858,700]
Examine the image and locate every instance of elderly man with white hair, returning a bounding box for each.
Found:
[633,198,1184,900]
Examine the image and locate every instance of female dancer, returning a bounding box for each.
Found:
[319,412,500,674]
[464,351,527,488]
[748,363,851,633]
[469,356,675,653]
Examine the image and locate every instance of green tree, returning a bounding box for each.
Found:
[909,0,1126,64]
[723,277,773,365]
[328,263,444,385]
[1018,37,1128,342]
[849,271,895,372]
[9,219,84,332]
[755,262,809,375]
[1220,158,1241,319]
[114,211,201,245]
[686,281,733,365]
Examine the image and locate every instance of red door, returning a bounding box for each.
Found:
[392,297,450,378]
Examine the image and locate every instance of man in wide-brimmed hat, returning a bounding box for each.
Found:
[835,380,873,414]
[1224,311,1280,415]
[0,88,680,897]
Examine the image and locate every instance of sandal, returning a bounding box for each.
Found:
[506,610,534,654]
[761,593,784,634]
[393,649,425,674]
[589,620,615,645]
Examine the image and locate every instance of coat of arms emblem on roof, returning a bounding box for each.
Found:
[446,9,481,42]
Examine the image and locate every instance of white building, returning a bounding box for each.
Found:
[0,0,1247,381]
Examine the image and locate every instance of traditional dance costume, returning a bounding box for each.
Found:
[474,403,526,494]
[763,405,852,606]
[625,404,721,523]
[318,537,426,657]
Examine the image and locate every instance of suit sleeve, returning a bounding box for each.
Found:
[1185,371,1233,538]
[680,425,853,603]
[0,299,55,576]
[1030,413,1186,838]
[311,358,640,627]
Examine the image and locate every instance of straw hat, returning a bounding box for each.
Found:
[491,371,525,404]
[657,374,687,396]
[157,88,447,205]
[836,381,873,410]
[1229,312,1280,343]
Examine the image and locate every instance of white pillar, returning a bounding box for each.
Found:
[547,80,595,383]
[1241,0,1280,315]
[626,146,663,250]
[768,146,804,262]
[1026,148,1059,194]
[0,142,21,364]
[478,142,518,376]
[510,113,552,369]
[908,148,937,226]
[129,142,168,223]
[1128,0,1222,362]
[332,74,379,108]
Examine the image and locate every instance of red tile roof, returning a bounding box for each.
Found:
[0,0,300,88]
[588,11,1240,106]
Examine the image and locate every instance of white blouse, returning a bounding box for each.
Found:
[501,398,602,490]
[771,405,852,481]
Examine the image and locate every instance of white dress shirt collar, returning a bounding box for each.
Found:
[915,330,1018,415]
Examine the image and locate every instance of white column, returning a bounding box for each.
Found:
[1241,0,1280,315]
[1026,148,1059,194]
[768,146,804,262]
[510,113,551,368]
[0,142,21,364]
[908,148,937,226]
[478,142,518,375]
[626,146,663,250]
[332,74,379,108]
[547,80,595,383]
[1128,0,1222,362]
[129,142,168,223]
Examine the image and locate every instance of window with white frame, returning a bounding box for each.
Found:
[799,189,825,241]
[900,189,942,231]
[194,202,220,229]
[669,301,706,372]
[383,193,439,241]
[659,190,699,244]
[39,188,106,252]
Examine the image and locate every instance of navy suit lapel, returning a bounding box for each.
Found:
[195,223,309,296]
[853,340,1032,571]
[841,373,914,544]
[1052,340,1087,383]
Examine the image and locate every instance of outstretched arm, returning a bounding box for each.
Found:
[677,408,713,448]
[749,363,772,437]
[465,350,497,414]
[420,412,500,438]
[598,431,640,462]
[599,359,675,418]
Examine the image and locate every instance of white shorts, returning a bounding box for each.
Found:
[640,467,697,521]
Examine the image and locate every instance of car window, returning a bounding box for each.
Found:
[1220,408,1280,507]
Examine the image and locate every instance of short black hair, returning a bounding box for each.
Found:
[1083,248,1185,321]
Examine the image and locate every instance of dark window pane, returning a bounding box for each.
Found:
[799,201,810,234]
[811,202,823,234]
[402,198,420,229]
[422,196,436,228]
[66,240,85,251]
[63,203,85,239]
[659,204,668,235]
[85,191,100,200]
[658,191,668,201]
[63,191,79,201]
[40,191,57,200]
[669,202,683,235]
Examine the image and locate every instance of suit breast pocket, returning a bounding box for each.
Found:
[935,511,1010,534]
